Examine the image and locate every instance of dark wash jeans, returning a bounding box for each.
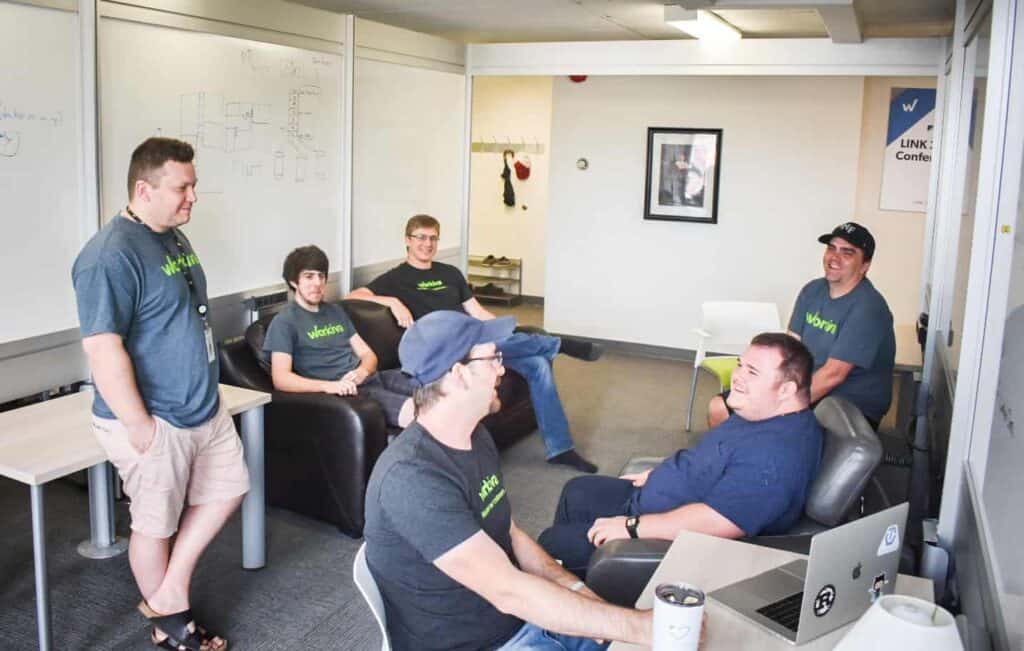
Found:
[538,475,637,578]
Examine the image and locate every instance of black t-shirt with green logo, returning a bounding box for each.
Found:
[262,302,359,380]
[366,261,472,320]
[364,422,522,651]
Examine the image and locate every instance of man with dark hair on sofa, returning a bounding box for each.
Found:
[364,310,654,650]
[348,214,601,473]
[73,137,246,650]
[263,245,416,427]
[537,333,823,578]
[708,222,895,430]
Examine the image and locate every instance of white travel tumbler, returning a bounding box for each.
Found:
[653,582,705,651]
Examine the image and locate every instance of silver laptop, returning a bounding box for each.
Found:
[709,502,909,645]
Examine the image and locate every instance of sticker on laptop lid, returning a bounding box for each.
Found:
[877,524,900,556]
[869,572,888,603]
[813,585,836,617]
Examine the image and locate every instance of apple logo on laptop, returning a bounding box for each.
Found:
[851,562,862,580]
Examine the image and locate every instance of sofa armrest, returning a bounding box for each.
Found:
[261,389,388,537]
[586,539,673,607]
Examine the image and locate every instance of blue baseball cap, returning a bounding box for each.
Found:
[399,311,515,386]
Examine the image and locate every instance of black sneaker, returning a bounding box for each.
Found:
[548,450,598,473]
[558,337,603,362]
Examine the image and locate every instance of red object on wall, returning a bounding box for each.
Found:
[569,75,588,83]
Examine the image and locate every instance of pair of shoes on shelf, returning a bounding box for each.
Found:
[480,254,512,266]
[548,450,598,473]
[476,283,508,297]
[558,336,604,362]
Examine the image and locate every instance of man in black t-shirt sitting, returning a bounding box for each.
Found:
[363,311,653,650]
[348,214,600,473]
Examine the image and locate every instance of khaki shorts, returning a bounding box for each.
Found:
[92,401,250,538]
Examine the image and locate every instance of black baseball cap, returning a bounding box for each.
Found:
[399,311,515,386]
[818,222,875,260]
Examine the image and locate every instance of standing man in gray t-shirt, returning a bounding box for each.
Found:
[72,138,247,651]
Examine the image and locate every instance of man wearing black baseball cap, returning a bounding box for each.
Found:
[711,222,895,429]
[363,311,653,651]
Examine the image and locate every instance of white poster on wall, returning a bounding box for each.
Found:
[879,87,936,213]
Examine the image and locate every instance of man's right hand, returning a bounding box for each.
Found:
[127,417,157,455]
[388,299,414,329]
[324,378,359,396]
[620,469,652,487]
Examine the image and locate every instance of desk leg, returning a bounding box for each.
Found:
[240,406,266,570]
[31,484,52,651]
[78,462,128,559]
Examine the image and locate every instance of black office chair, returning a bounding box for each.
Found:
[586,396,885,606]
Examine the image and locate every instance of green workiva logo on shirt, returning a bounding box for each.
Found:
[417,280,447,292]
[805,311,838,335]
[307,323,345,340]
[478,473,506,519]
[160,253,200,277]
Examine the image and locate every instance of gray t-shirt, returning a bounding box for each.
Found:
[262,302,359,380]
[364,422,522,651]
[788,277,896,423]
[72,216,218,428]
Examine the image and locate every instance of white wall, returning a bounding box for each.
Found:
[468,76,552,297]
[545,75,865,348]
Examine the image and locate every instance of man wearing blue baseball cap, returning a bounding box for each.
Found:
[363,311,653,651]
[708,221,895,429]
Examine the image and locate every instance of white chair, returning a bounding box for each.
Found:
[353,542,391,651]
[685,301,782,431]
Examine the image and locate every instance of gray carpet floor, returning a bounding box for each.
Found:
[0,304,709,650]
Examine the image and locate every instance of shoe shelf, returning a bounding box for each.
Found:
[468,254,522,306]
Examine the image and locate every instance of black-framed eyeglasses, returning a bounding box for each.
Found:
[461,351,503,366]
[409,234,440,243]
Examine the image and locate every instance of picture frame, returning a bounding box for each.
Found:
[643,127,723,224]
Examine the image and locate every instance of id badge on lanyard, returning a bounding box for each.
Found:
[204,322,216,364]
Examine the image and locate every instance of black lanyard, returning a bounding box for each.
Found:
[125,206,209,323]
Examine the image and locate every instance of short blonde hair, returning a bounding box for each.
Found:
[405,214,440,237]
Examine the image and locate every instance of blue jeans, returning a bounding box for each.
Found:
[497,622,609,651]
[497,333,575,459]
[537,476,636,578]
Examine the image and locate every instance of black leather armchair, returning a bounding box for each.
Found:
[217,299,538,538]
[586,396,884,606]
[219,319,388,538]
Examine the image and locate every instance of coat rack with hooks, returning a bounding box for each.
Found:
[471,137,545,155]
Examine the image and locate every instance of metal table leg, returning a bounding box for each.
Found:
[31,484,52,651]
[78,461,128,559]
[240,406,266,570]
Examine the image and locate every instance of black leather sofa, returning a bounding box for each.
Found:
[218,298,537,537]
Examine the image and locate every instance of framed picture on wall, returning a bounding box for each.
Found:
[643,127,723,224]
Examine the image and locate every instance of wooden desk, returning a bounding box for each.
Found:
[609,531,933,651]
[0,384,270,651]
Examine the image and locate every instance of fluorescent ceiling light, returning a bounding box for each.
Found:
[665,6,742,41]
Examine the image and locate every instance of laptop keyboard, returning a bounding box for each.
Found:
[756,592,804,633]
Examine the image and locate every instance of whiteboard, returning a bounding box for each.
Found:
[0,2,84,344]
[352,58,465,267]
[99,18,344,298]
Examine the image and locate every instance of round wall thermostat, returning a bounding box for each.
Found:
[576,158,589,170]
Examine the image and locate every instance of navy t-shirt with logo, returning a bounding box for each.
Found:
[366,261,472,320]
[262,301,359,380]
[72,216,218,428]
[788,277,896,423]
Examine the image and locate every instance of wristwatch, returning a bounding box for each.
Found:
[625,515,640,539]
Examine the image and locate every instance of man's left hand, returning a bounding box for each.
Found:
[587,516,630,547]
[342,369,367,386]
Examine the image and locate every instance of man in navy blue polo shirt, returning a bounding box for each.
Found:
[538,333,823,578]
